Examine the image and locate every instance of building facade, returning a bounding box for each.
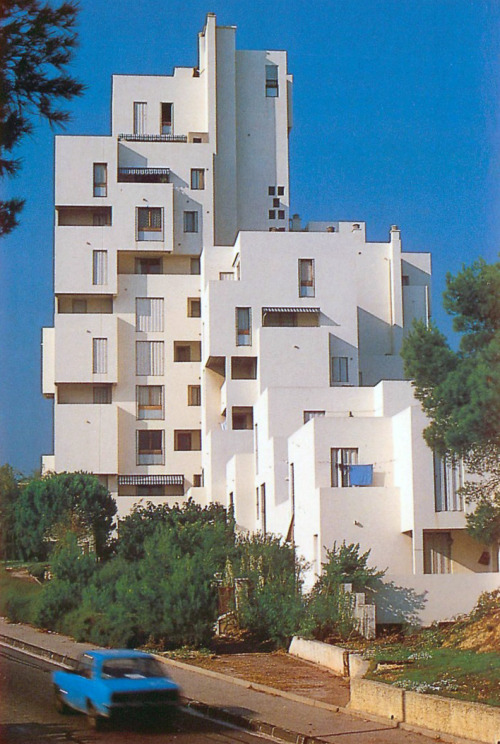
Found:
[42,14,498,624]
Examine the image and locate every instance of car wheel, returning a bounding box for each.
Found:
[86,702,102,730]
[53,687,69,715]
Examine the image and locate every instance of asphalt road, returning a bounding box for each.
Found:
[0,647,275,744]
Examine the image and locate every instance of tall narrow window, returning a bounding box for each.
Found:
[137,207,163,240]
[160,102,172,134]
[434,454,464,512]
[260,483,267,533]
[136,341,164,375]
[136,298,164,332]
[137,430,164,465]
[136,385,164,419]
[331,448,358,487]
[331,356,349,384]
[92,338,108,374]
[190,168,205,190]
[184,211,199,233]
[188,385,201,406]
[423,532,452,574]
[92,250,108,285]
[93,163,107,197]
[299,259,315,297]
[133,101,147,134]
[236,307,251,346]
[265,65,279,97]
[190,257,200,275]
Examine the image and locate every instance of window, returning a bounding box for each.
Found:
[262,309,319,327]
[331,448,358,487]
[190,257,200,275]
[93,163,107,197]
[265,65,279,97]
[402,274,410,286]
[137,207,162,240]
[232,406,253,430]
[160,102,172,134]
[136,341,164,375]
[219,272,234,281]
[331,356,349,384]
[304,410,325,423]
[423,532,452,574]
[187,298,201,318]
[137,430,164,465]
[260,483,267,533]
[188,385,201,406]
[191,168,205,190]
[184,211,199,233]
[72,299,87,314]
[92,250,108,285]
[174,341,201,362]
[93,385,111,404]
[273,198,280,208]
[278,210,285,220]
[268,186,275,196]
[434,454,464,512]
[193,474,202,487]
[135,257,161,274]
[137,485,164,498]
[268,210,276,220]
[136,298,164,332]
[299,258,315,297]
[231,357,257,379]
[92,338,108,374]
[236,307,251,346]
[133,101,147,135]
[277,186,284,196]
[174,430,201,451]
[136,385,164,419]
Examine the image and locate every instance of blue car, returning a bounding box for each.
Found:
[52,649,181,729]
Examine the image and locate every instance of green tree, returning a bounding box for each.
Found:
[401,258,500,544]
[0,0,85,236]
[14,472,116,560]
[0,464,21,558]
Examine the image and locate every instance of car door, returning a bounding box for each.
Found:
[62,653,94,712]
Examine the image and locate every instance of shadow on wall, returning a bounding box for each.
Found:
[371,580,427,626]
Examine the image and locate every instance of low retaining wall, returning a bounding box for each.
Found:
[350,678,500,744]
[289,637,370,678]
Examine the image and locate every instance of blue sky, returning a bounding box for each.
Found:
[1,0,499,474]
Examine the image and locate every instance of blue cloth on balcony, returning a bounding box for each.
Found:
[348,464,373,486]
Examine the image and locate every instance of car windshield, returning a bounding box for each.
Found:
[101,657,167,679]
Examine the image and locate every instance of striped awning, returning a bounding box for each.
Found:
[262,307,320,313]
[118,167,170,175]
[118,474,184,486]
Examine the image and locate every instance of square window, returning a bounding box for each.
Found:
[137,429,164,465]
[136,385,164,419]
[277,186,284,196]
[191,168,205,190]
[232,406,253,430]
[278,210,285,220]
[184,211,199,233]
[268,210,275,220]
[231,357,257,379]
[174,430,201,451]
[137,207,163,240]
[273,198,280,207]
[268,186,275,196]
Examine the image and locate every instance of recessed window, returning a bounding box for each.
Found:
[219,272,234,281]
[188,385,201,406]
[137,430,164,465]
[136,341,164,375]
[190,257,200,275]
[57,206,111,226]
[136,298,164,332]
[135,257,162,274]
[331,447,358,487]
[134,102,147,135]
[273,198,280,208]
[232,406,254,430]
[92,338,107,374]
[93,163,107,197]
[193,474,203,487]
[268,210,275,220]
[236,307,252,346]
[304,410,325,423]
[423,532,452,574]
[93,385,112,404]
[268,186,275,196]
[174,430,201,451]
[160,102,172,134]
[137,207,163,240]
[191,168,205,190]
[265,65,279,97]
[402,275,410,286]
[187,298,201,318]
[277,186,284,196]
[174,341,201,362]
[184,211,199,233]
[278,210,285,220]
[136,385,164,419]
[331,356,348,384]
[231,357,257,379]
[299,258,315,297]
[92,250,108,285]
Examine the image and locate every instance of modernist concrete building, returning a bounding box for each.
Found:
[42,14,498,624]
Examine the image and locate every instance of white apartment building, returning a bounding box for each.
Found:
[42,14,498,624]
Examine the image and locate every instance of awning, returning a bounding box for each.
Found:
[118,167,170,175]
[262,307,320,313]
[118,474,184,486]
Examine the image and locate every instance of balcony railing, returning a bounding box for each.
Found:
[118,167,170,183]
[118,133,187,142]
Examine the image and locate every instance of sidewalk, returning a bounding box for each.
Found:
[0,617,478,744]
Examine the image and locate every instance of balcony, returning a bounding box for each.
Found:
[118,133,187,143]
[117,167,170,183]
